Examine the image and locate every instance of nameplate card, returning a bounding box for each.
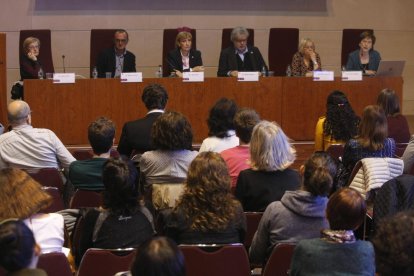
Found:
[313,71,334,81]
[53,73,75,84]
[120,72,143,83]
[238,72,259,82]
[341,71,363,81]
[183,72,204,82]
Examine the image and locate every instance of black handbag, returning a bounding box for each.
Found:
[11,82,24,100]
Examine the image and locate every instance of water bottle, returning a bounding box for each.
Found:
[156,65,163,78]
[261,66,267,77]
[38,67,44,79]
[286,65,292,77]
[92,66,98,79]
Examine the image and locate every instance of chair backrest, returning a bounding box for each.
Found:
[221,28,254,50]
[244,212,263,249]
[76,248,136,276]
[326,144,345,161]
[162,28,197,77]
[72,148,119,160]
[90,29,118,77]
[395,143,408,158]
[180,244,250,276]
[19,29,55,74]
[41,186,65,213]
[341,29,374,67]
[25,168,64,193]
[268,28,299,76]
[37,252,72,276]
[70,190,104,209]
[262,243,296,276]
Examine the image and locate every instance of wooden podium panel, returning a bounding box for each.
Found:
[24,77,402,145]
[0,33,6,124]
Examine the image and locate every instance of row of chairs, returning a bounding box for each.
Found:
[20,28,369,78]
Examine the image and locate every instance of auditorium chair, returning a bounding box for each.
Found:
[221,28,254,50]
[37,252,72,276]
[180,243,250,276]
[244,212,263,250]
[19,29,55,74]
[162,28,197,77]
[70,190,104,209]
[25,167,64,193]
[341,29,374,67]
[41,186,65,213]
[262,243,296,276]
[90,29,117,77]
[268,28,299,76]
[326,144,345,161]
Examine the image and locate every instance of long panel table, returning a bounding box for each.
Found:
[24,76,402,145]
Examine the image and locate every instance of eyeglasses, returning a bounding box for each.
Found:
[28,45,40,50]
[115,39,128,43]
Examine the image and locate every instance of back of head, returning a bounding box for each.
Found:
[326,188,366,230]
[358,105,387,151]
[372,211,414,276]
[131,236,185,276]
[376,88,400,116]
[249,121,296,171]
[207,98,238,138]
[303,152,337,197]
[151,111,193,150]
[0,168,51,221]
[7,100,31,126]
[141,83,169,110]
[233,108,260,144]
[0,219,36,272]
[88,117,115,155]
[102,157,138,214]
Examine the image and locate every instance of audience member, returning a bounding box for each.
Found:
[20,37,43,80]
[117,83,168,157]
[0,100,75,170]
[290,187,375,275]
[402,136,414,173]
[199,98,239,152]
[249,152,336,265]
[342,105,395,177]
[164,152,246,244]
[0,168,65,254]
[217,26,267,77]
[291,38,322,77]
[140,111,198,210]
[69,117,115,191]
[345,30,381,75]
[167,30,203,77]
[220,108,260,188]
[96,29,136,78]
[235,121,300,212]
[0,219,46,275]
[371,211,414,276]
[314,90,359,151]
[77,158,154,266]
[377,88,410,143]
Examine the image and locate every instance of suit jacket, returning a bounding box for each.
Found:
[217,45,266,77]
[166,48,203,74]
[117,112,163,157]
[345,49,381,71]
[96,48,136,78]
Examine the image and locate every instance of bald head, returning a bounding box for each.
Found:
[8,100,31,126]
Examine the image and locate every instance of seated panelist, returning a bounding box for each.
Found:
[217,26,267,77]
[20,37,43,80]
[166,30,203,78]
[291,38,322,77]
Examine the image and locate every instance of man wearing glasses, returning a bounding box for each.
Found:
[96,29,136,78]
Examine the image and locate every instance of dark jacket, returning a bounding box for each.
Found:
[96,48,136,78]
[345,49,381,71]
[166,48,203,74]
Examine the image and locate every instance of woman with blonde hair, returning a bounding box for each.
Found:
[235,121,301,211]
[20,37,43,80]
[291,38,322,77]
[0,168,65,254]
[164,151,246,244]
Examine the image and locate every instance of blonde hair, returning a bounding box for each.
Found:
[175,32,192,47]
[22,37,40,54]
[298,38,315,54]
[250,121,296,171]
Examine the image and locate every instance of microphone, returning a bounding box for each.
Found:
[62,55,66,73]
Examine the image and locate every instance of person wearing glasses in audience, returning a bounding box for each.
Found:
[217,26,267,77]
[345,30,381,75]
[96,29,136,78]
[291,38,322,77]
[167,29,204,78]
[20,37,43,80]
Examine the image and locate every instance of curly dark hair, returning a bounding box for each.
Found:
[151,111,193,150]
[102,157,139,215]
[141,83,169,110]
[323,90,360,141]
[88,117,115,155]
[175,152,240,231]
[207,98,238,138]
[372,211,414,276]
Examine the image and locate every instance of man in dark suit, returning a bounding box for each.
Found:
[96,29,136,78]
[117,84,169,157]
[217,26,267,77]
